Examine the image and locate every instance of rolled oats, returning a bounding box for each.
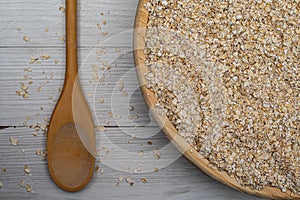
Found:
[144,0,299,194]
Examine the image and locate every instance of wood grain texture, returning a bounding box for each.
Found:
[0,48,152,127]
[0,0,270,199]
[0,127,261,200]
[133,0,300,199]
[0,0,138,47]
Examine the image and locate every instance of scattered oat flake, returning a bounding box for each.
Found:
[54,59,59,64]
[30,56,39,64]
[133,167,142,174]
[1,168,7,173]
[25,184,31,192]
[97,23,102,31]
[153,167,159,172]
[23,36,30,42]
[15,90,22,96]
[139,150,144,157]
[133,115,139,119]
[18,180,26,187]
[119,176,124,182]
[113,114,121,120]
[23,165,30,174]
[59,36,66,42]
[44,28,49,32]
[126,178,134,186]
[39,124,47,131]
[129,106,134,111]
[118,80,124,91]
[99,97,105,104]
[23,67,32,72]
[140,178,147,183]
[103,20,107,25]
[59,6,65,13]
[21,83,28,91]
[97,126,106,132]
[40,54,50,60]
[153,150,161,160]
[9,137,19,146]
[114,176,124,186]
[122,90,128,97]
[23,93,29,99]
[35,149,46,156]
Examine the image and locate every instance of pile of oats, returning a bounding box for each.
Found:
[144,0,299,194]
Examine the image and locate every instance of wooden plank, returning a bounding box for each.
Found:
[0,48,153,127]
[0,0,138,47]
[0,127,261,200]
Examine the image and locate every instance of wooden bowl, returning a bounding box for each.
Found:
[133,0,300,199]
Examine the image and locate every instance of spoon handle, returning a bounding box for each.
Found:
[65,0,78,87]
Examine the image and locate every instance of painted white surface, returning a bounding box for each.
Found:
[0,0,262,199]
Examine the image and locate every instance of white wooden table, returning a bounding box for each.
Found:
[0,1,263,199]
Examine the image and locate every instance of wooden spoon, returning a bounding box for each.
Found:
[133,0,300,199]
[47,0,95,192]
